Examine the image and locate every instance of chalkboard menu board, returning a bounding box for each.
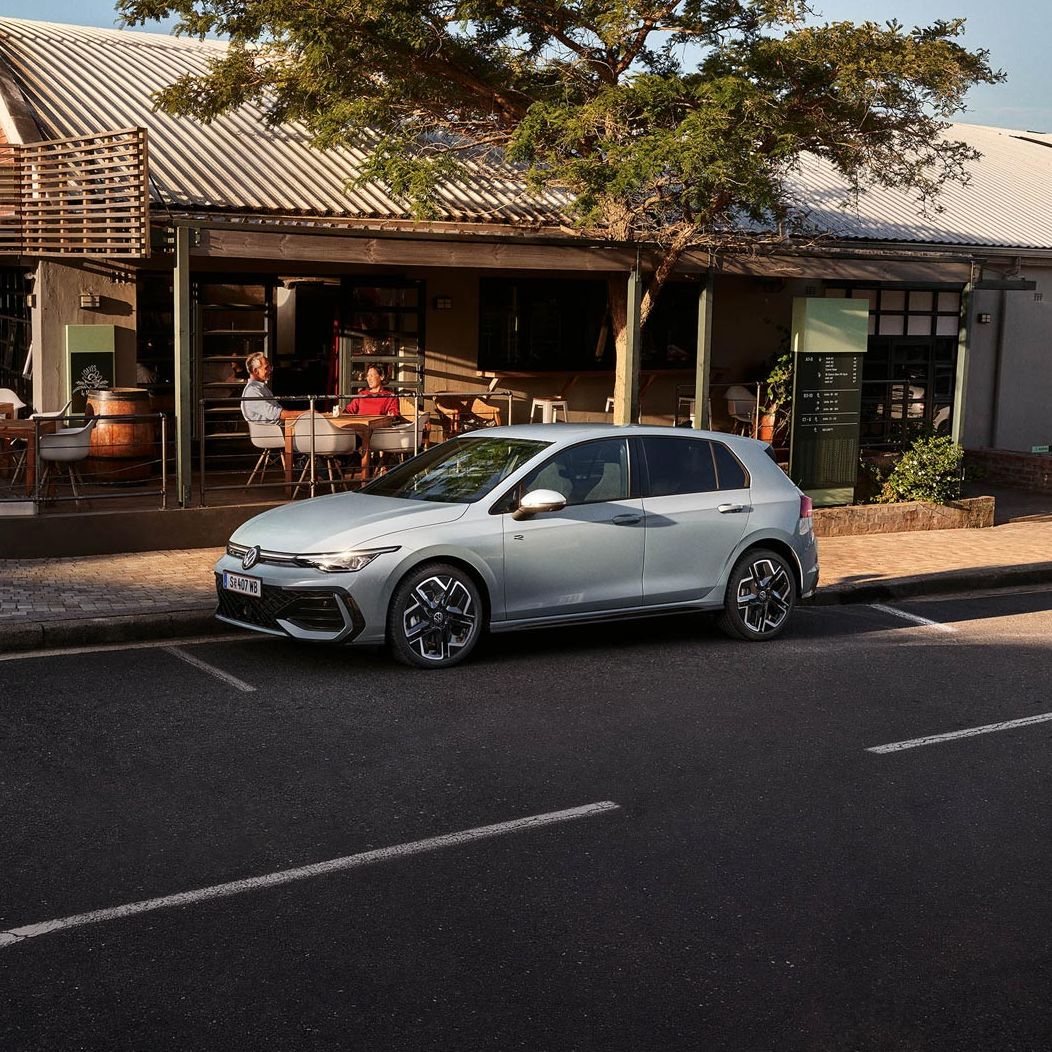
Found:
[788,299,868,506]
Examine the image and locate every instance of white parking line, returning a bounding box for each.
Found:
[868,603,955,633]
[0,634,263,662]
[0,801,621,950]
[164,646,257,693]
[867,711,1052,754]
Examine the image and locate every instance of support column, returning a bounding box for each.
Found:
[613,264,642,426]
[693,268,714,429]
[173,225,193,506]
[951,273,975,447]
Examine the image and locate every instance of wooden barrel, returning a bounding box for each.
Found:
[85,387,158,483]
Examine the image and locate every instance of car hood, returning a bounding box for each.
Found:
[230,493,469,554]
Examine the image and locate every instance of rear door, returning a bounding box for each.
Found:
[639,435,751,604]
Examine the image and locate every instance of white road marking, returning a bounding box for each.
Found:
[163,646,257,693]
[0,801,621,950]
[868,603,955,633]
[0,633,263,662]
[867,711,1052,754]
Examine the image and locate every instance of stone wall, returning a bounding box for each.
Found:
[813,496,995,537]
[965,449,1052,494]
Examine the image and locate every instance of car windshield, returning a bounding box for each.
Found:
[362,437,550,503]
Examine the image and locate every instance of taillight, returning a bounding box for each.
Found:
[798,493,813,534]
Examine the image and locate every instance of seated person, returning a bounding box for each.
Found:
[241,352,302,424]
[346,366,400,418]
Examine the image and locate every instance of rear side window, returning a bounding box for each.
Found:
[712,442,749,490]
[642,437,717,497]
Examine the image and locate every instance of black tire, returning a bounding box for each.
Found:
[386,562,483,669]
[716,548,797,642]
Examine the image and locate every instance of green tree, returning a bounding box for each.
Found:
[118,1,1000,342]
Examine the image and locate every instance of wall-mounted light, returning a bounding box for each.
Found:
[79,290,101,310]
[977,312,992,324]
[433,296,453,311]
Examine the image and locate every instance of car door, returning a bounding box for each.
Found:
[500,437,644,619]
[639,435,751,604]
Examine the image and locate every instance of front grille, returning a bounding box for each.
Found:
[215,577,362,638]
[226,542,302,567]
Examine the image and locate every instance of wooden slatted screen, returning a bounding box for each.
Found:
[0,128,149,258]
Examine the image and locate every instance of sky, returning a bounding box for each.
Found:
[2,0,1048,133]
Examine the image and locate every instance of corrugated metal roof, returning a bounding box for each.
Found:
[788,123,1052,250]
[0,18,574,226]
[0,18,1049,249]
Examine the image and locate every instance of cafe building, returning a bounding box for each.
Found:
[0,18,1050,527]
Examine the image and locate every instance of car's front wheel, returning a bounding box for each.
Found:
[717,548,797,641]
[387,563,483,668]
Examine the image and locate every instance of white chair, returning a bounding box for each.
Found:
[38,417,97,505]
[370,412,430,470]
[9,403,72,489]
[605,396,615,414]
[246,419,285,486]
[725,385,758,435]
[0,387,26,418]
[291,413,359,497]
[530,397,568,423]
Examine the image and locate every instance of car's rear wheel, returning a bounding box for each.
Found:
[716,548,797,641]
[387,563,483,668]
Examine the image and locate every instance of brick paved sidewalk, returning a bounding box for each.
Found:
[2,521,1052,650]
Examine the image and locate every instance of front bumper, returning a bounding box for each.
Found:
[214,572,366,643]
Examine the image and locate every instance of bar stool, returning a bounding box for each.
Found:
[530,397,568,423]
[605,396,615,413]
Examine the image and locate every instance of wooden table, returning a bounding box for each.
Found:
[0,418,58,496]
[283,414,392,490]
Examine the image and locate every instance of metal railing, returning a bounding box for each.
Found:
[0,411,167,510]
[197,388,514,505]
[673,380,769,438]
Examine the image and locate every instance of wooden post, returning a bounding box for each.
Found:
[693,269,714,429]
[173,225,193,506]
[613,264,642,426]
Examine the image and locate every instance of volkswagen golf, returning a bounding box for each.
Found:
[215,425,819,668]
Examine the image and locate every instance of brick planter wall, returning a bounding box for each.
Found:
[813,496,995,537]
[965,449,1052,494]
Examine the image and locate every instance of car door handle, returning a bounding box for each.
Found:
[717,503,746,514]
[611,513,643,525]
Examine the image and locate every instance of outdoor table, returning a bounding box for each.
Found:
[282,413,392,491]
[0,418,58,496]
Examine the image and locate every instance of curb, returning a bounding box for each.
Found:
[806,563,1052,606]
[0,607,221,655]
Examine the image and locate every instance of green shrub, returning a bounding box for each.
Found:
[878,434,964,504]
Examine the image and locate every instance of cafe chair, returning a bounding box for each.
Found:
[370,412,430,470]
[37,416,97,506]
[0,387,26,418]
[291,412,359,498]
[433,395,464,437]
[467,398,503,429]
[9,405,72,490]
[245,419,286,486]
[725,385,758,435]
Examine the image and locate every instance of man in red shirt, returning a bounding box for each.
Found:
[346,366,400,417]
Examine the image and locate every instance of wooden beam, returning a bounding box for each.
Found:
[693,270,714,430]
[613,265,642,426]
[199,228,637,272]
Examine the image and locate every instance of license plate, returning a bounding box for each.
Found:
[223,571,261,597]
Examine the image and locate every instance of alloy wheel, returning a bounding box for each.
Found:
[400,572,479,664]
[734,557,793,635]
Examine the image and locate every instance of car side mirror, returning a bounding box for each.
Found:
[513,488,568,520]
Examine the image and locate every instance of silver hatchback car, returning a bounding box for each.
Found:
[215,425,819,668]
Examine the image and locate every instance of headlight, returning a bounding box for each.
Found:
[297,546,400,573]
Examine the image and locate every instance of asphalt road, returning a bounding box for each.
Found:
[1,587,1051,1051]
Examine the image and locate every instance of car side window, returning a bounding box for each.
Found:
[642,437,717,497]
[712,441,749,490]
[511,438,630,508]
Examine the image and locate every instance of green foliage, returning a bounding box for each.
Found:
[118,1,1002,317]
[762,351,793,417]
[878,434,964,505]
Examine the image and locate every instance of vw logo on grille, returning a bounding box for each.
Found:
[242,545,261,571]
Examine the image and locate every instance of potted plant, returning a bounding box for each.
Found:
[759,351,792,443]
